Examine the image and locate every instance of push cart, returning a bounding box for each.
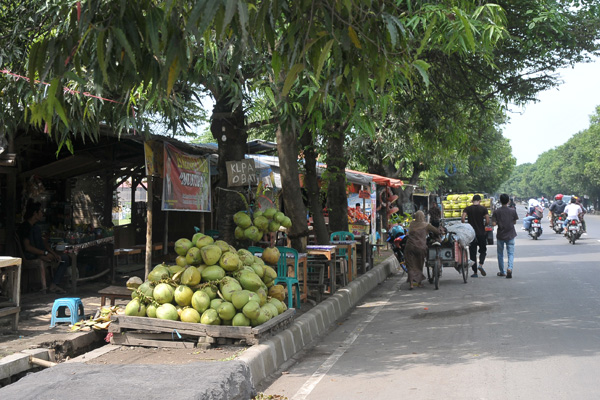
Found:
[425,227,470,290]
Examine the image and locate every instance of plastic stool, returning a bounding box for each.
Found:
[50,297,85,327]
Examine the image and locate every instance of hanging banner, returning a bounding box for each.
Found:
[144,141,163,177]
[370,183,377,244]
[162,143,211,212]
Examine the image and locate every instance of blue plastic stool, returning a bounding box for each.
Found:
[50,297,85,327]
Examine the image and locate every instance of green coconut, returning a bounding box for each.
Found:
[137,281,155,299]
[261,247,280,266]
[201,285,218,300]
[220,280,243,302]
[195,235,215,250]
[126,276,143,290]
[217,301,237,321]
[181,266,201,286]
[166,264,183,277]
[232,312,251,327]
[269,297,285,315]
[219,252,240,272]
[156,303,179,321]
[185,246,203,266]
[146,303,158,318]
[281,217,292,228]
[253,256,265,266]
[231,289,254,310]
[233,211,253,229]
[239,271,263,292]
[214,240,230,253]
[262,302,279,318]
[201,265,226,282]
[200,309,221,325]
[148,264,170,283]
[174,238,193,256]
[255,287,268,306]
[153,283,175,304]
[256,306,274,325]
[268,220,281,232]
[200,245,222,266]
[180,307,201,323]
[244,226,260,241]
[191,290,211,313]
[237,249,254,266]
[253,215,269,232]
[174,285,194,307]
[125,298,146,317]
[191,232,206,246]
[253,210,264,219]
[250,263,265,278]
[263,265,278,284]
[274,212,286,223]
[234,226,245,240]
[263,207,277,219]
[210,298,224,310]
[242,300,261,320]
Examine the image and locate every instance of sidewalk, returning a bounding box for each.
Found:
[1,250,397,399]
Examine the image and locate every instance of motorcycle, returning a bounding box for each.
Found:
[565,219,583,244]
[528,218,543,240]
[387,225,407,273]
[550,214,565,234]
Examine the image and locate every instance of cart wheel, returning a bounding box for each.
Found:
[426,261,433,283]
[461,248,468,283]
[433,248,441,290]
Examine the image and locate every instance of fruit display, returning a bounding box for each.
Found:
[233,207,292,242]
[125,233,287,327]
[348,207,369,224]
[442,193,492,218]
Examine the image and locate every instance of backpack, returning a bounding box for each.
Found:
[533,205,543,219]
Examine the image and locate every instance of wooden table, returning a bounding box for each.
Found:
[63,237,115,294]
[0,256,22,330]
[330,240,357,282]
[98,285,133,306]
[306,245,337,294]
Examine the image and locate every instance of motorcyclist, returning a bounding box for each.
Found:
[548,194,566,227]
[574,196,587,233]
[562,197,583,234]
[523,199,543,231]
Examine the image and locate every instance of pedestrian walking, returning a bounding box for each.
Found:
[492,193,519,279]
[461,194,490,277]
[428,201,441,228]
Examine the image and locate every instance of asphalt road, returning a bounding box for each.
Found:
[261,211,600,400]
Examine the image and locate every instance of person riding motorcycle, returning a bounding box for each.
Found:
[562,197,583,234]
[574,196,587,233]
[548,194,567,227]
[523,199,543,231]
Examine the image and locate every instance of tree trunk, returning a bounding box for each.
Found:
[299,129,329,245]
[276,124,308,251]
[326,130,349,233]
[211,97,247,245]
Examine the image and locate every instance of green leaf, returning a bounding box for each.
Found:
[197,0,219,41]
[282,64,304,97]
[167,57,179,95]
[185,0,207,41]
[272,51,281,81]
[413,60,430,86]
[223,0,237,32]
[54,100,69,128]
[348,26,362,49]
[315,39,334,81]
[97,31,109,85]
[112,27,136,68]
[457,11,475,51]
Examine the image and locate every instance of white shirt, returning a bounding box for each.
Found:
[564,203,581,221]
[528,199,540,209]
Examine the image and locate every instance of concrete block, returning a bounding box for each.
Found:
[0,348,52,380]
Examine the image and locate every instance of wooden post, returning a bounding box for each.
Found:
[163,211,169,255]
[145,176,153,279]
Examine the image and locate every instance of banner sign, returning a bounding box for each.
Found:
[144,141,164,177]
[162,143,211,212]
[226,159,258,187]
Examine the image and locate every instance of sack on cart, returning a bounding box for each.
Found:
[444,221,475,248]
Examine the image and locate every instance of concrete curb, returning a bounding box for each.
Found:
[239,255,397,387]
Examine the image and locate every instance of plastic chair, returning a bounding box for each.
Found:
[274,247,301,309]
[247,246,264,255]
[50,297,85,327]
[330,231,355,260]
[330,231,354,286]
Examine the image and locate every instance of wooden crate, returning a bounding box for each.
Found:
[109,309,296,348]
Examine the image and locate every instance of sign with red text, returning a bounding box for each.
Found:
[161,143,211,212]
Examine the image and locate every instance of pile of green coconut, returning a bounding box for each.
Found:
[233,207,292,242]
[124,233,288,327]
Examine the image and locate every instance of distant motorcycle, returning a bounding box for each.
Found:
[565,219,583,244]
[387,225,407,272]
